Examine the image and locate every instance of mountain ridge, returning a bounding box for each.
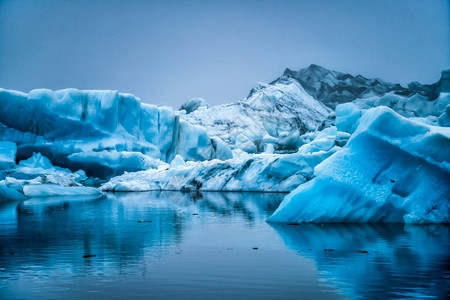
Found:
[268,64,448,108]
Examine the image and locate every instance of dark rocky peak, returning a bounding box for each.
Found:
[276,64,444,108]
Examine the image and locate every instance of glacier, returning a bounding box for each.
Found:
[0,88,231,178]
[268,107,450,224]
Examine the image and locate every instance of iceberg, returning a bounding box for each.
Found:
[8,153,87,183]
[0,88,231,178]
[0,152,96,200]
[268,107,450,224]
[23,184,100,197]
[0,182,28,202]
[181,77,331,153]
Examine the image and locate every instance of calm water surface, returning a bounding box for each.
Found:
[0,192,448,299]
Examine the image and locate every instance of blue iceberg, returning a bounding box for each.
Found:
[268,107,450,223]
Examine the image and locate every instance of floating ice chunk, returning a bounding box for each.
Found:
[335,103,362,133]
[23,184,100,197]
[13,153,87,183]
[0,141,16,170]
[0,180,28,202]
[268,107,450,224]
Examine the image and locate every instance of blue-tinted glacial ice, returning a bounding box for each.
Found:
[102,129,343,192]
[268,107,450,223]
[0,141,16,170]
[181,77,331,153]
[23,184,100,197]
[0,88,231,178]
[0,153,101,200]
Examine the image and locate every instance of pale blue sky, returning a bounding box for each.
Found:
[0,0,448,107]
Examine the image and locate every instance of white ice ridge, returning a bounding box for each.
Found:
[0,88,232,178]
[268,107,450,224]
[181,77,331,153]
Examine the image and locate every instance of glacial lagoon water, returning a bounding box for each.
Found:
[0,192,448,299]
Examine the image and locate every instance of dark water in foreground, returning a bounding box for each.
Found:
[0,192,448,299]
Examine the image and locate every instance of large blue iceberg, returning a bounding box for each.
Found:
[268,107,450,223]
[0,88,231,177]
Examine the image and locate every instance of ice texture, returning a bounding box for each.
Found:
[23,184,100,197]
[0,181,28,202]
[181,77,331,153]
[268,107,450,224]
[102,130,342,192]
[0,88,231,177]
[0,152,94,201]
[0,141,17,170]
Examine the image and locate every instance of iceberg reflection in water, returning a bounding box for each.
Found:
[271,223,450,299]
[0,192,448,299]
